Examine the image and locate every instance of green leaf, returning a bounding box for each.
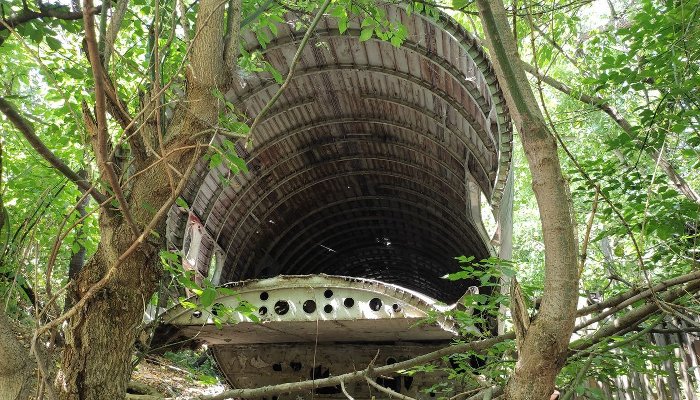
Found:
[331,5,344,18]
[268,66,283,84]
[45,36,62,51]
[359,28,373,42]
[200,287,217,308]
[338,17,348,34]
[175,197,189,210]
[217,287,237,296]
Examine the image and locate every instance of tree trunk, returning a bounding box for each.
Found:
[55,156,182,399]
[56,241,161,399]
[475,1,580,399]
[0,109,34,400]
[0,313,34,400]
[53,0,234,394]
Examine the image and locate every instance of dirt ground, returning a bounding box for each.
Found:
[130,355,230,399]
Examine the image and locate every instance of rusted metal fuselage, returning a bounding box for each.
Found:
[162,275,473,399]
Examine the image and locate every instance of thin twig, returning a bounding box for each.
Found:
[83,0,140,237]
[340,381,355,400]
[0,97,108,204]
[559,352,594,400]
[365,376,417,400]
[578,188,599,277]
[246,0,332,146]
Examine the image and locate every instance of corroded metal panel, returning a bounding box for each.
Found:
[163,275,467,345]
[212,343,456,400]
[165,5,513,302]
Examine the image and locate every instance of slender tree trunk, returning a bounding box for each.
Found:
[0,124,34,400]
[475,1,580,399]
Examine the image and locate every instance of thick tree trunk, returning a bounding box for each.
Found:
[475,1,580,399]
[0,313,34,400]
[56,240,161,399]
[55,159,179,399]
[52,0,232,396]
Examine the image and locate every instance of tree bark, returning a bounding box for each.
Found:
[54,0,233,396]
[475,1,579,399]
[56,239,161,399]
[0,313,34,400]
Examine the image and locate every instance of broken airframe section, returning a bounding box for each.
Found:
[162,275,474,398]
[163,3,513,399]
[165,275,460,344]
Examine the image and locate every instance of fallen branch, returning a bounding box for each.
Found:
[571,279,700,352]
[365,376,417,400]
[340,381,354,400]
[575,269,700,323]
[201,334,513,400]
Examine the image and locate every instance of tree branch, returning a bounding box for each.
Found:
[36,143,201,338]
[575,269,700,319]
[578,188,598,277]
[202,333,514,400]
[340,380,354,400]
[0,4,101,45]
[570,279,700,352]
[103,0,128,67]
[365,377,417,400]
[0,97,108,204]
[246,0,332,144]
[521,61,700,205]
[224,0,242,75]
[83,0,140,237]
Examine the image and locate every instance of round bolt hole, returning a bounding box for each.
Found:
[259,306,268,316]
[192,310,202,318]
[303,300,317,313]
[392,303,401,312]
[324,289,333,298]
[260,291,269,301]
[274,300,289,315]
[343,298,355,308]
[386,357,397,365]
[290,361,302,372]
[324,304,333,313]
[272,363,282,372]
[369,298,383,311]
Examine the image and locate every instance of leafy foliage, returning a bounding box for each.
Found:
[1,0,699,397]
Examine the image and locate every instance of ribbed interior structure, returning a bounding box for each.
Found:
[167,6,512,304]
